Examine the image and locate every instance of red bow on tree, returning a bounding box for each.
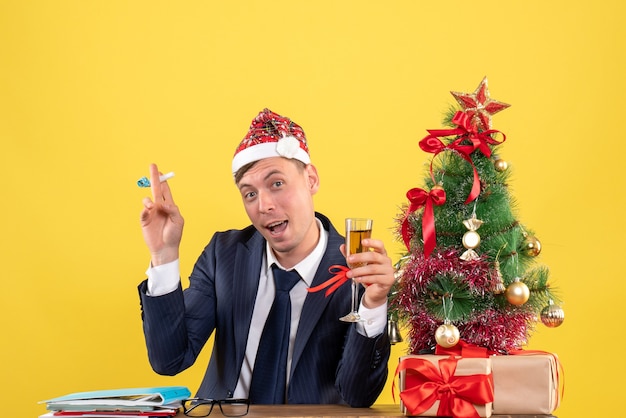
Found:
[401,186,446,257]
[419,111,506,204]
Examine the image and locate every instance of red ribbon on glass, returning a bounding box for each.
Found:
[419,111,506,204]
[394,356,494,418]
[307,265,350,297]
[401,186,446,257]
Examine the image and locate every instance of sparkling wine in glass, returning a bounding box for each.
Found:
[340,218,373,322]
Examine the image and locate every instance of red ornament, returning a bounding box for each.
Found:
[451,77,510,130]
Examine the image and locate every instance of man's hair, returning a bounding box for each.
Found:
[234,158,307,185]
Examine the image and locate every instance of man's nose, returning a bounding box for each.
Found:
[257,191,275,213]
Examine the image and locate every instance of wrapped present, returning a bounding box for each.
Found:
[395,355,493,418]
[491,352,562,414]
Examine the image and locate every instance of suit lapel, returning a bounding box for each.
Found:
[232,233,265,369]
[290,222,346,374]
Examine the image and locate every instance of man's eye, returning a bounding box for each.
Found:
[245,191,257,199]
[273,181,284,187]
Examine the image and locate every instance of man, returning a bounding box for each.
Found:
[138,109,395,406]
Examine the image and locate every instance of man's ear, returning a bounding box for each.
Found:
[305,164,320,194]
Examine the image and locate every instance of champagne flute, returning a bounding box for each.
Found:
[340,218,373,322]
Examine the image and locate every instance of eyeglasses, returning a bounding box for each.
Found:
[182,398,250,417]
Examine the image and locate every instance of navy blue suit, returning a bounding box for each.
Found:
[138,213,390,407]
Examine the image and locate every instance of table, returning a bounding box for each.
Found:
[172,404,556,417]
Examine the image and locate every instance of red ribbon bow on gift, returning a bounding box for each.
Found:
[394,356,494,418]
[307,265,350,297]
[419,111,506,204]
[434,339,500,358]
[401,186,446,257]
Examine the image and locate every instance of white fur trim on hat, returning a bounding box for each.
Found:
[232,137,311,176]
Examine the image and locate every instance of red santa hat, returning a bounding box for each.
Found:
[232,108,310,176]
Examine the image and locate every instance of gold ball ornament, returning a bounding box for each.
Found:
[505,278,530,306]
[494,158,508,172]
[540,301,565,328]
[435,322,460,348]
[523,235,542,257]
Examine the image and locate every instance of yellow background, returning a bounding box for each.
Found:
[1,1,623,417]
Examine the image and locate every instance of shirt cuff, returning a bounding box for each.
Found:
[356,301,387,337]
[146,259,181,296]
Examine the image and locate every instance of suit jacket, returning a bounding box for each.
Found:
[138,212,390,407]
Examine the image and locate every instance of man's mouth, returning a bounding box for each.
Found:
[267,220,288,235]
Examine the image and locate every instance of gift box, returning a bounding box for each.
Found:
[396,355,493,418]
[491,352,562,414]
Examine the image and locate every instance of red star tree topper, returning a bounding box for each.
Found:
[451,76,510,130]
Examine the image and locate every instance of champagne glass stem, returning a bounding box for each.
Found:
[350,279,359,318]
[340,277,362,322]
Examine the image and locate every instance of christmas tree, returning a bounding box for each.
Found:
[391,77,564,355]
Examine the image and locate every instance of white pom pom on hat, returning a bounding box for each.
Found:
[232,108,310,176]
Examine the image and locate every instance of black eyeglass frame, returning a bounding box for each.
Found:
[182,398,250,417]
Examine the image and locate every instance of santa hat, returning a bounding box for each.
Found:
[232,108,310,176]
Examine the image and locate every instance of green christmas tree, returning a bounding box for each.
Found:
[391,77,564,354]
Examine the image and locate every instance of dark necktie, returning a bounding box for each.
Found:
[249,265,301,404]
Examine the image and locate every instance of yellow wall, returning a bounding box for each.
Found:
[2,1,623,417]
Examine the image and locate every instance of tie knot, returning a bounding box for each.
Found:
[272,265,301,292]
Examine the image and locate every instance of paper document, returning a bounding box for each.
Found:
[39,386,190,416]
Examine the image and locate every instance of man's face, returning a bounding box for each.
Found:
[236,157,320,267]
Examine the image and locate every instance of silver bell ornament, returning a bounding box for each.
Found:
[387,318,404,344]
